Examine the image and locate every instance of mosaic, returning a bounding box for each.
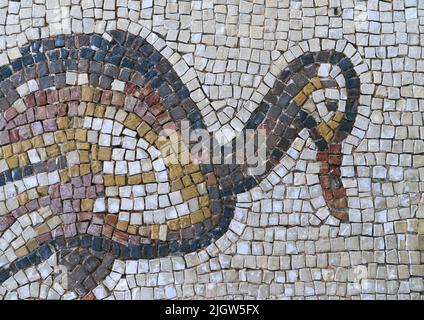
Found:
[0,30,362,297]
[0,0,422,300]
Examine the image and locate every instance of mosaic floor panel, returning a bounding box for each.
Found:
[0,0,422,300]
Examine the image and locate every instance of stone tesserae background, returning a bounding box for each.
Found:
[0,0,423,300]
